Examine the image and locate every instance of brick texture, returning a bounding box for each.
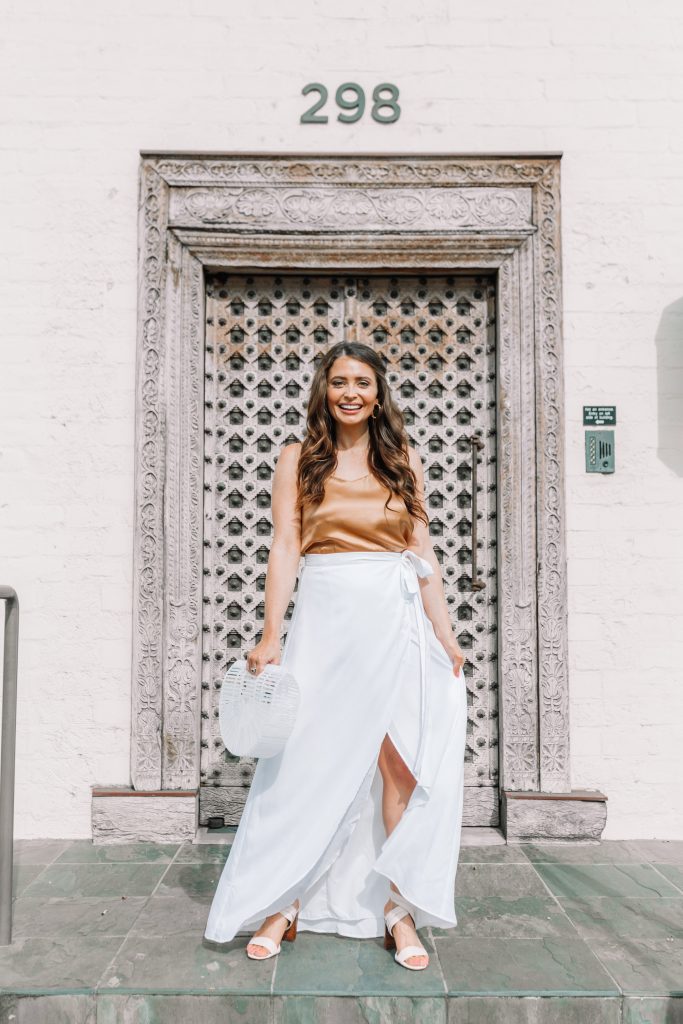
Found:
[1,0,682,838]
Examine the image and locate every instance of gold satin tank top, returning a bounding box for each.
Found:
[300,472,414,555]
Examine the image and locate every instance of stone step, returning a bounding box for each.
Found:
[1,838,681,1023]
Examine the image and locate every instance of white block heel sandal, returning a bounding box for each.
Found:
[245,902,299,960]
[383,892,430,970]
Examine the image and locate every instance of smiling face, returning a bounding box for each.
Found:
[326,356,379,427]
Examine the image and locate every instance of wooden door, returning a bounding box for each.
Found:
[201,271,499,827]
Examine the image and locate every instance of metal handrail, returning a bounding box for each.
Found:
[0,586,19,945]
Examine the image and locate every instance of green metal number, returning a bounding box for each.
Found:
[301,82,400,124]
[335,82,365,123]
[301,83,328,124]
[371,83,401,123]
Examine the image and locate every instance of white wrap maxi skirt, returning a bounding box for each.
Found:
[204,548,468,942]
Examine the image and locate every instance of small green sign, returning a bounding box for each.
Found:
[583,405,616,426]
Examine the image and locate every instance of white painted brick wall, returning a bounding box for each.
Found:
[1,0,682,838]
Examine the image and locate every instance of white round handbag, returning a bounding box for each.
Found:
[218,658,300,758]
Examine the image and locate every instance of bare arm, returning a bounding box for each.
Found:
[260,442,303,647]
[405,446,465,676]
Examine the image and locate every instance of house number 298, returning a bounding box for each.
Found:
[301,83,401,124]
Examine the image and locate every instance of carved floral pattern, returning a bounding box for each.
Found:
[171,186,531,231]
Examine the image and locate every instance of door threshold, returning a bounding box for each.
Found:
[193,824,506,846]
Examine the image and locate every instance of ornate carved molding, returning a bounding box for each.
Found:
[497,252,539,791]
[131,153,569,804]
[152,155,555,188]
[131,163,168,791]
[169,186,532,232]
[161,241,204,789]
[534,164,570,792]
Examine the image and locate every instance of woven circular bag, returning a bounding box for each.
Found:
[218,658,300,758]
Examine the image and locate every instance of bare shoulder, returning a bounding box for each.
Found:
[274,441,302,480]
[280,441,302,462]
[406,444,424,478]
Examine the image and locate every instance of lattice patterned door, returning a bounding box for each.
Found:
[201,272,498,827]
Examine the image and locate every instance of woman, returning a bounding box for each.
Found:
[204,340,467,972]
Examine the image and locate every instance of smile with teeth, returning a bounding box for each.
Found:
[339,403,363,412]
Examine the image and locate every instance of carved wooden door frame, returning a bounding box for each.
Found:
[128,152,587,839]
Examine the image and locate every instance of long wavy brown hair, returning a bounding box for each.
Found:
[294,341,428,527]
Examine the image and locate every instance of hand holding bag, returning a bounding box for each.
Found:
[218,658,300,758]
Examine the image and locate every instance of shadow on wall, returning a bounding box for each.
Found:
[656,295,683,475]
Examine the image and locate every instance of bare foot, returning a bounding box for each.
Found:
[246,899,300,959]
[384,898,429,968]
